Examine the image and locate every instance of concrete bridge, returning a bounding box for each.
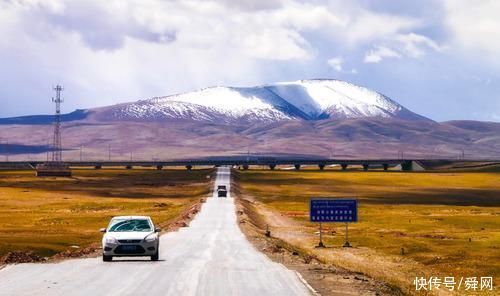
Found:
[0,158,481,171]
[1,158,499,172]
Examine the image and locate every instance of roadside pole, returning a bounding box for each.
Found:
[317,222,325,248]
[343,222,351,248]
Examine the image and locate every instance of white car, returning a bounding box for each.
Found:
[101,216,160,262]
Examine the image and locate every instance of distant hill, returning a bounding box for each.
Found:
[0,110,88,125]
[90,79,430,123]
[0,80,498,160]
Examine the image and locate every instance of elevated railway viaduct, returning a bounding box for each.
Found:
[2,158,497,171]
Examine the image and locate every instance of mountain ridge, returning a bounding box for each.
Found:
[0,79,498,160]
[1,79,432,124]
[90,79,431,123]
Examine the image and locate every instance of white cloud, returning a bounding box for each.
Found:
[395,33,444,58]
[472,111,500,122]
[327,57,358,74]
[2,0,425,59]
[9,0,65,13]
[327,57,343,72]
[343,10,421,44]
[239,28,312,60]
[364,33,443,63]
[443,0,500,58]
[0,0,438,116]
[364,46,401,63]
[491,113,500,121]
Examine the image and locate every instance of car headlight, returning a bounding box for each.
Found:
[144,234,157,243]
[105,237,118,244]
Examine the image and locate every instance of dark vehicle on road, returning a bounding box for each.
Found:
[217,186,228,197]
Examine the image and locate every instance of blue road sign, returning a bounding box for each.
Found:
[310,199,358,223]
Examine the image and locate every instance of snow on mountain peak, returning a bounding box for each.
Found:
[105,79,427,123]
[269,79,402,118]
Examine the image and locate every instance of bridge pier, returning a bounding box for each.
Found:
[186,165,193,171]
[363,164,369,171]
[401,161,412,171]
[383,164,389,171]
[401,160,425,171]
[156,165,163,170]
[269,164,276,170]
[294,164,301,170]
[318,164,325,170]
[341,164,348,171]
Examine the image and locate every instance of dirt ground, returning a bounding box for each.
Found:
[0,198,205,265]
[235,191,405,296]
[235,169,500,295]
[0,168,213,263]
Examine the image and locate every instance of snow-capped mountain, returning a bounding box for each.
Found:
[98,79,428,123]
[2,79,500,160]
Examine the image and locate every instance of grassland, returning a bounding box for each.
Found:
[237,169,500,294]
[0,168,211,258]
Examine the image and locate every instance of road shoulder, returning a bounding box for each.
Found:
[235,194,403,296]
[1,198,204,267]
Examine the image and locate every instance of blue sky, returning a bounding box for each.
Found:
[0,0,499,122]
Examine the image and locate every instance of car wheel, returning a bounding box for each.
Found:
[103,255,112,262]
[151,250,159,261]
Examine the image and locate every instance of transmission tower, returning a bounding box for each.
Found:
[36,85,71,177]
[51,85,64,163]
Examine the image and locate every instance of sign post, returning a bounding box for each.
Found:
[310,199,358,248]
[318,222,325,248]
[344,222,350,247]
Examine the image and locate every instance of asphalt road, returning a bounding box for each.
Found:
[0,167,311,296]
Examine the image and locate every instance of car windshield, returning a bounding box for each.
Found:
[108,218,152,232]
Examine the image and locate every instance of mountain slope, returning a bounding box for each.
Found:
[1,79,499,160]
[0,110,88,125]
[91,79,429,123]
[1,117,499,160]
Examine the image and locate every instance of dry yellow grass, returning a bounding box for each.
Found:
[0,168,212,257]
[238,170,500,294]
